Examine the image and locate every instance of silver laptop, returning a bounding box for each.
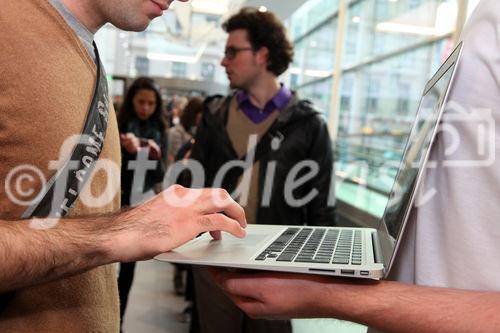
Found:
[156,42,463,280]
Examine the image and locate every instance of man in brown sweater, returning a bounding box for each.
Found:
[0,0,246,332]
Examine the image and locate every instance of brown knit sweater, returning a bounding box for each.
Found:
[226,97,279,225]
[0,1,120,331]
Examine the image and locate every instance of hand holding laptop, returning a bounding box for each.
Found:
[209,267,379,320]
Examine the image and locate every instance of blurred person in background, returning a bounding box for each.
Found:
[113,95,124,115]
[117,77,168,329]
[167,95,188,128]
[167,96,204,168]
[189,8,335,333]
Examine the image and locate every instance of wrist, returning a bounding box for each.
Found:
[100,207,152,263]
[96,212,131,264]
[321,278,386,322]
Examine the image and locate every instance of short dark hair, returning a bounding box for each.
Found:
[222,8,294,76]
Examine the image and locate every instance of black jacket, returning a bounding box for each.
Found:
[189,93,335,226]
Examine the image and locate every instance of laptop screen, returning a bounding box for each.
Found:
[376,43,463,269]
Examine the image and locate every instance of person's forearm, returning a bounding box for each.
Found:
[0,185,248,293]
[323,280,500,333]
[0,215,118,293]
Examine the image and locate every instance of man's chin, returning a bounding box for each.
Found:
[114,18,151,32]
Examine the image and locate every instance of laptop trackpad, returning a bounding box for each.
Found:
[203,233,269,253]
[164,232,272,263]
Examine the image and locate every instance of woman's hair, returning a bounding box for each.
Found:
[222,7,294,76]
[117,77,167,133]
[180,96,204,131]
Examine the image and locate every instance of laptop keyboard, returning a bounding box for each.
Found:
[255,227,363,265]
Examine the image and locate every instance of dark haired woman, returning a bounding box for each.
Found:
[116,77,168,329]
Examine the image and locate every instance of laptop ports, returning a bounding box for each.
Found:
[341,269,355,275]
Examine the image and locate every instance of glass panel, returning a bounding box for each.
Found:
[290,20,336,87]
[296,78,333,120]
[290,0,339,40]
[335,39,450,217]
[343,0,457,67]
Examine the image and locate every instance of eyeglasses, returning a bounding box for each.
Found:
[223,46,254,60]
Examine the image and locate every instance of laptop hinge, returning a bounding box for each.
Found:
[371,231,384,264]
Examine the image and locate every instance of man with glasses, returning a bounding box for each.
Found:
[188,7,335,333]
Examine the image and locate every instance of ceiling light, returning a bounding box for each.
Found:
[352,16,360,23]
[147,44,208,64]
[376,22,444,36]
[305,69,331,78]
[191,1,228,15]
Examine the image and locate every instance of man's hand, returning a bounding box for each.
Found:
[210,269,500,333]
[209,269,352,320]
[110,185,247,262]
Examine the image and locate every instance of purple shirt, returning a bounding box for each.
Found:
[236,84,292,124]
